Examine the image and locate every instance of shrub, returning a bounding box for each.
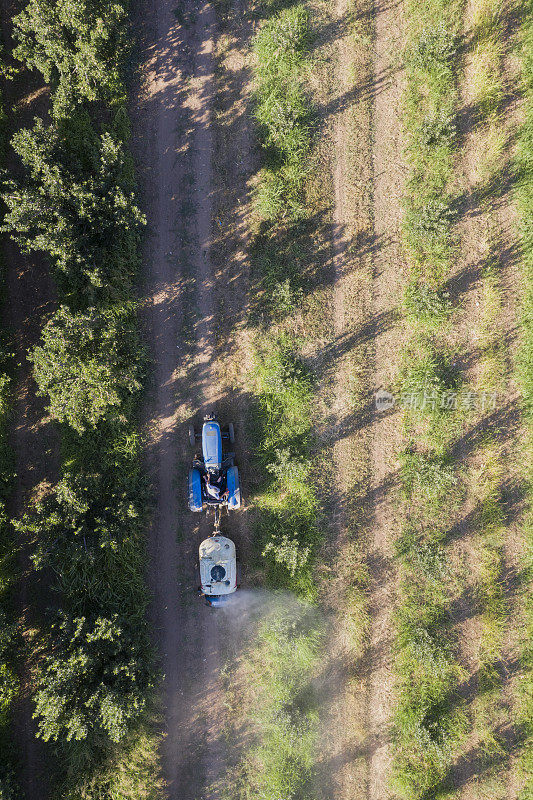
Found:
[410,110,456,151]
[406,22,456,73]
[399,340,458,402]
[34,612,153,743]
[60,720,166,800]
[30,305,142,433]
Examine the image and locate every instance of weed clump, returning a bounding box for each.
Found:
[253,5,312,220]
[404,281,452,329]
[252,339,320,597]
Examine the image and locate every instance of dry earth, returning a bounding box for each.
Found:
[132,0,253,795]
[0,3,55,797]
[367,0,406,797]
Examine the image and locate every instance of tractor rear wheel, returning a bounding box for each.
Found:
[228,422,235,444]
[188,425,195,446]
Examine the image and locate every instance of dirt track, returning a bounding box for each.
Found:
[0,2,55,796]
[367,1,407,797]
[133,0,253,795]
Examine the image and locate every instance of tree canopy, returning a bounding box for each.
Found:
[34,612,152,743]
[30,305,142,432]
[13,0,127,115]
[2,115,145,303]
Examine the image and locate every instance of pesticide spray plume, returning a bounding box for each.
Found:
[213,588,329,798]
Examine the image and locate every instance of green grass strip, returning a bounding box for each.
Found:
[392,0,467,797]
[252,336,321,598]
[250,2,322,599]
[231,604,322,800]
[252,3,312,220]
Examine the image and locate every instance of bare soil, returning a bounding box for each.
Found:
[0,3,56,797]
[367,1,407,797]
[318,0,375,795]
[132,0,254,795]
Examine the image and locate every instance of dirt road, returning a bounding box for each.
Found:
[133,0,253,795]
[0,3,56,796]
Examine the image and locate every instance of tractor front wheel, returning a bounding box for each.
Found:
[188,425,196,446]
[228,422,235,444]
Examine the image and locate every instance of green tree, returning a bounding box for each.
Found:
[34,612,152,743]
[2,115,145,303]
[16,468,149,613]
[30,305,142,432]
[13,0,127,115]
[23,471,143,565]
[0,612,18,725]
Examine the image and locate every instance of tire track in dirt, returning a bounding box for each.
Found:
[368,1,406,798]
[133,0,231,796]
[319,0,375,794]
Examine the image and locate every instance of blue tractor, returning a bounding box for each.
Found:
[188,414,242,606]
[188,414,242,524]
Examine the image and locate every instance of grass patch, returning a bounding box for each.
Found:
[249,0,324,600]
[252,4,313,220]
[251,337,321,597]
[224,602,322,800]
[392,0,467,796]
